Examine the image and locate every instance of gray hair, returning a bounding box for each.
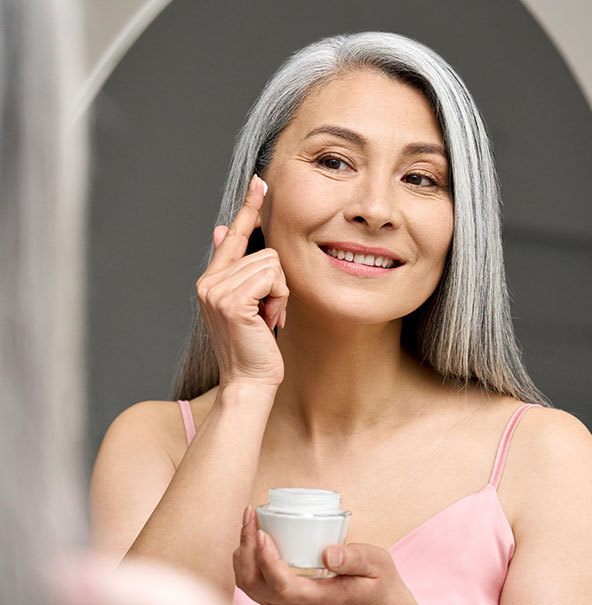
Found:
[171,32,548,406]
[0,0,88,602]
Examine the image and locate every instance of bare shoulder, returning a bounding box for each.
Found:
[89,388,219,557]
[103,386,220,467]
[503,403,592,522]
[499,405,592,600]
[511,404,592,463]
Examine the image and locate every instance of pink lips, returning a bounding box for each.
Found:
[320,242,402,263]
[319,241,403,276]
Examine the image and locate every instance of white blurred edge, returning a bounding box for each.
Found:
[520,0,592,110]
[74,0,172,124]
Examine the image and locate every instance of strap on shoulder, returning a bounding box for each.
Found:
[488,403,542,489]
[177,400,196,448]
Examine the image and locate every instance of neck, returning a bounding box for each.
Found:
[267,300,434,448]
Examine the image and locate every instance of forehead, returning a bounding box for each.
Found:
[283,69,443,146]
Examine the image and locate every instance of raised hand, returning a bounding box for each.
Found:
[196,175,289,389]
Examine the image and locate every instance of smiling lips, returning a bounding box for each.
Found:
[319,243,403,273]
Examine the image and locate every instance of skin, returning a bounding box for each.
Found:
[90,69,592,603]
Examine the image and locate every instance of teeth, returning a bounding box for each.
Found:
[324,247,397,268]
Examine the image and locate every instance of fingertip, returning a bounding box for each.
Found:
[242,505,252,527]
[248,174,258,192]
[325,546,344,570]
[213,225,229,248]
[251,174,268,198]
[278,306,287,329]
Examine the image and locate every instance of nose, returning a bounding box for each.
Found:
[343,175,400,231]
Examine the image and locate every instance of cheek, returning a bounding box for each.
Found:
[411,205,454,265]
[261,170,336,240]
[436,211,454,258]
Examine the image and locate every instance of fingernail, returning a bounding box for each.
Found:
[261,179,268,196]
[242,505,251,527]
[327,547,343,569]
[279,307,286,329]
[249,174,258,192]
[256,530,266,550]
[270,309,282,331]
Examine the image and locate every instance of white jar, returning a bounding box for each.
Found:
[256,488,351,578]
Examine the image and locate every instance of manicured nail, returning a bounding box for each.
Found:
[278,307,286,329]
[270,308,281,331]
[327,547,343,569]
[242,505,252,527]
[249,174,258,192]
[256,530,266,550]
[261,179,268,196]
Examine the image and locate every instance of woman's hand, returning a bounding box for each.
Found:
[196,175,289,389]
[233,507,418,605]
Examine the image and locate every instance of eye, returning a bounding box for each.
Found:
[316,154,351,172]
[403,172,438,187]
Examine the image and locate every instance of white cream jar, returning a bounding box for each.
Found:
[256,488,351,578]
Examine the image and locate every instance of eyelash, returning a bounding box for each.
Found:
[315,154,351,172]
[314,154,442,189]
[403,172,440,188]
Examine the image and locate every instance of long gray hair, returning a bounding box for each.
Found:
[0,0,88,602]
[171,32,548,406]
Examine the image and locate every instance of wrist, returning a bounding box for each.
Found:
[215,381,278,409]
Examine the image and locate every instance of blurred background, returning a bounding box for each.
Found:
[78,0,592,473]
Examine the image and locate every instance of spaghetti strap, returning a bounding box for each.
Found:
[177,400,196,447]
[488,403,542,489]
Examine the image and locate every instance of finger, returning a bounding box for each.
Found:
[263,296,286,330]
[324,543,390,578]
[221,248,283,281]
[200,259,288,318]
[255,531,314,602]
[223,250,288,329]
[213,225,229,249]
[234,506,261,589]
[210,175,267,270]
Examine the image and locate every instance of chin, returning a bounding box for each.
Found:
[294,290,415,327]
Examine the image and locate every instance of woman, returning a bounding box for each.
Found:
[90,32,592,603]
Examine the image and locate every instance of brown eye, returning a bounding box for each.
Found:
[317,155,349,171]
[404,173,436,187]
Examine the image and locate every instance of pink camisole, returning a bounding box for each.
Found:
[177,400,541,604]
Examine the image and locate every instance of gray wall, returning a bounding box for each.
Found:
[87,0,592,470]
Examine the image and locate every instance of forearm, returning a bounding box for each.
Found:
[125,383,276,596]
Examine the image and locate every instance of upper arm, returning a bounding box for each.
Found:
[500,407,592,604]
[89,401,179,564]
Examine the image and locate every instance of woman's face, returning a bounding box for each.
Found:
[260,69,453,324]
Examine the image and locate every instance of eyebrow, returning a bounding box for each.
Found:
[304,124,447,159]
[305,125,367,146]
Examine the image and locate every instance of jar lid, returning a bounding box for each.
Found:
[267,488,341,513]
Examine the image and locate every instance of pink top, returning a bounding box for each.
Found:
[177,400,541,604]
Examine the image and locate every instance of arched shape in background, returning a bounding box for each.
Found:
[83,0,592,471]
[76,0,172,122]
[78,0,592,117]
